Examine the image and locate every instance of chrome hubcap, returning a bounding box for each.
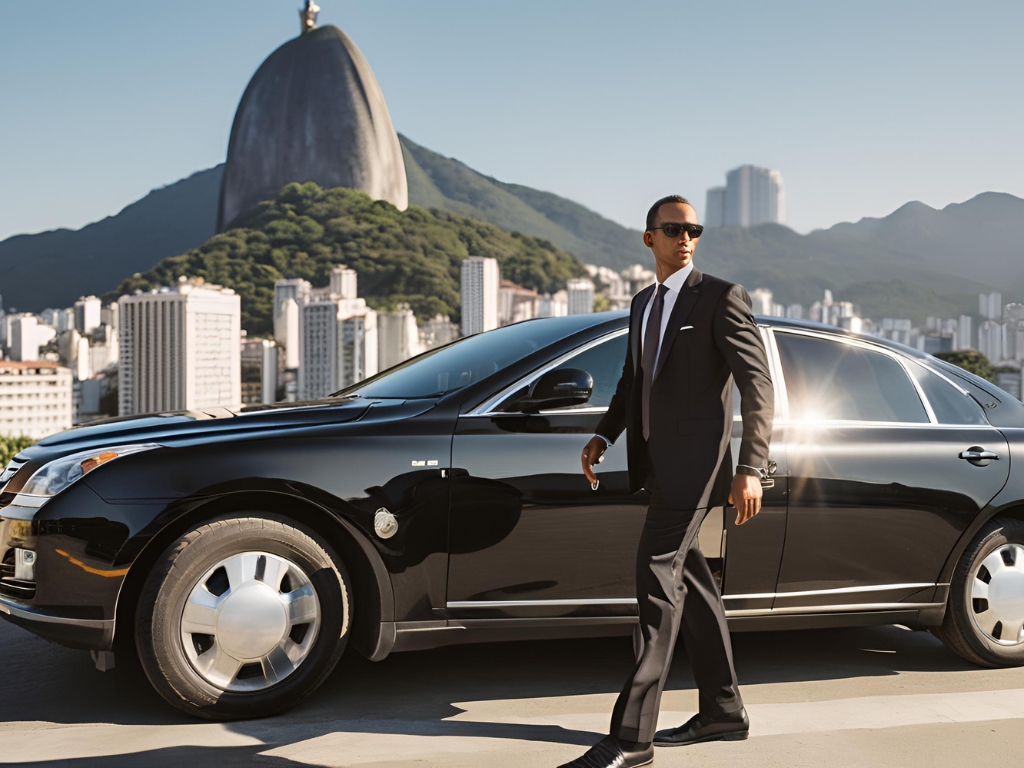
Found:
[971,544,1024,646]
[180,552,321,692]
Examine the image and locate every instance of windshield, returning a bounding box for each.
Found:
[336,313,615,399]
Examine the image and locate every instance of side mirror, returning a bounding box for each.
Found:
[520,368,593,413]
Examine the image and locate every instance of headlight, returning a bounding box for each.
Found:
[20,443,161,498]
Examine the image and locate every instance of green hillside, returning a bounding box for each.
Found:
[401,135,646,268]
[102,183,587,335]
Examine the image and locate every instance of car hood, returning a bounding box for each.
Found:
[21,397,432,461]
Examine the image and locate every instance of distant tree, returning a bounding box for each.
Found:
[0,436,35,467]
[935,350,997,382]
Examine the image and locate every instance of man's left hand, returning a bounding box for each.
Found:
[729,474,763,525]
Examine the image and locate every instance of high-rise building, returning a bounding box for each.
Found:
[0,362,73,439]
[330,267,358,300]
[460,257,500,336]
[705,187,727,228]
[118,280,242,416]
[567,278,595,315]
[979,292,1002,321]
[10,315,39,362]
[978,320,1007,363]
[273,278,312,344]
[74,295,102,336]
[785,304,804,320]
[298,299,378,399]
[241,337,279,405]
[707,164,785,228]
[378,304,423,370]
[956,315,974,351]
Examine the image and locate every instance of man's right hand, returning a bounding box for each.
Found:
[581,436,608,485]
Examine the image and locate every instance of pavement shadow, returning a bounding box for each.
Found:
[0,619,978,742]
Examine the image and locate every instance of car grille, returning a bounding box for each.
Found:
[0,550,34,600]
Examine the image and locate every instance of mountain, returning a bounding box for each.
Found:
[401,135,646,268]
[102,182,587,335]
[825,192,1024,286]
[0,166,222,312]
[1,134,1020,324]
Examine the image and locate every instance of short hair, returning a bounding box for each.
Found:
[646,195,693,231]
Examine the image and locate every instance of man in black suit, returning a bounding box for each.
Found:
[560,195,774,768]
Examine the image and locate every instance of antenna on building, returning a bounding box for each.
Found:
[300,1,321,34]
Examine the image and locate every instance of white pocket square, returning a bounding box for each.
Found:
[678,325,694,331]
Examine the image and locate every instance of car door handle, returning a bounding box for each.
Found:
[959,446,1000,465]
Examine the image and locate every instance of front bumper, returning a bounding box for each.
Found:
[0,481,168,652]
[0,594,114,650]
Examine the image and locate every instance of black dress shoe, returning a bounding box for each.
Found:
[558,736,654,767]
[653,708,749,747]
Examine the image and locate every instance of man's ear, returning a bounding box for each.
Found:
[643,231,654,248]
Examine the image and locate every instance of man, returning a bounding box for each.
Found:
[559,195,774,768]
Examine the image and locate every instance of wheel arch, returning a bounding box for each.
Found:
[938,500,1024,586]
[114,490,396,662]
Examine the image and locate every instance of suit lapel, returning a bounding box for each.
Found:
[631,283,654,375]
[653,267,703,381]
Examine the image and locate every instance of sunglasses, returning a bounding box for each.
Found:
[649,222,704,239]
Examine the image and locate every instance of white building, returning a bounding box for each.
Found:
[567,278,595,315]
[419,314,460,351]
[499,281,539,326]
[749,288,785,317]
[978,320,1007,363]
[460,257,500,336]
[0,362,73,439]
[621,264,657,296]
[705,187,727,228]
[979,292,1002,321]
[378,305,423,370]
[74,295,102,335]
[709,164,785,228]
[118,279,242,416]
[330,267,358,299]
[241,337,279,405]
[956,315,974,351]
[10,315,39,362]
[273,278,312,345]
[298,299,379,400]
[537,290,569,318]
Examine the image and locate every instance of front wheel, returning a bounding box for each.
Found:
[933,518,1024,667]
[135,515,352,719]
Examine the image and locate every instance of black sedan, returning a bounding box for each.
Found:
[1,311,1023,720]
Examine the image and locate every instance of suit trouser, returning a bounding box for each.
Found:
[609,445,743,744]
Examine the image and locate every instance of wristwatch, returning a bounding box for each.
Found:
[735,464,768,480]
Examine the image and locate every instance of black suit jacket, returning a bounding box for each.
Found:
[595,267,774,510]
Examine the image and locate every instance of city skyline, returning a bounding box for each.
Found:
[2,1,1023,241]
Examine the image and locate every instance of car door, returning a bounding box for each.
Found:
[719,328,790,615]
[772,329,1010,611]
[446,329,647,621]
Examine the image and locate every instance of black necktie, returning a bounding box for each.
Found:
[641,283,665,441]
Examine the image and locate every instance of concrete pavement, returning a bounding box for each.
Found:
[0,619,1022,766]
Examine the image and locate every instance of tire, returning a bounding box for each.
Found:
[135,514,352,719]
[933,518,1024,668]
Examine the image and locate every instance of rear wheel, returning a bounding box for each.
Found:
[934,518,1024,667]
[135,515,351,719]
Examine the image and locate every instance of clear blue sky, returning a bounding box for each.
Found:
[2,0,1022,241]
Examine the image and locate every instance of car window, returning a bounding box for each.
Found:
[499,332,628,412]
[776,332,929,423]
[904,360,989,425]
[337,315,603,399]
